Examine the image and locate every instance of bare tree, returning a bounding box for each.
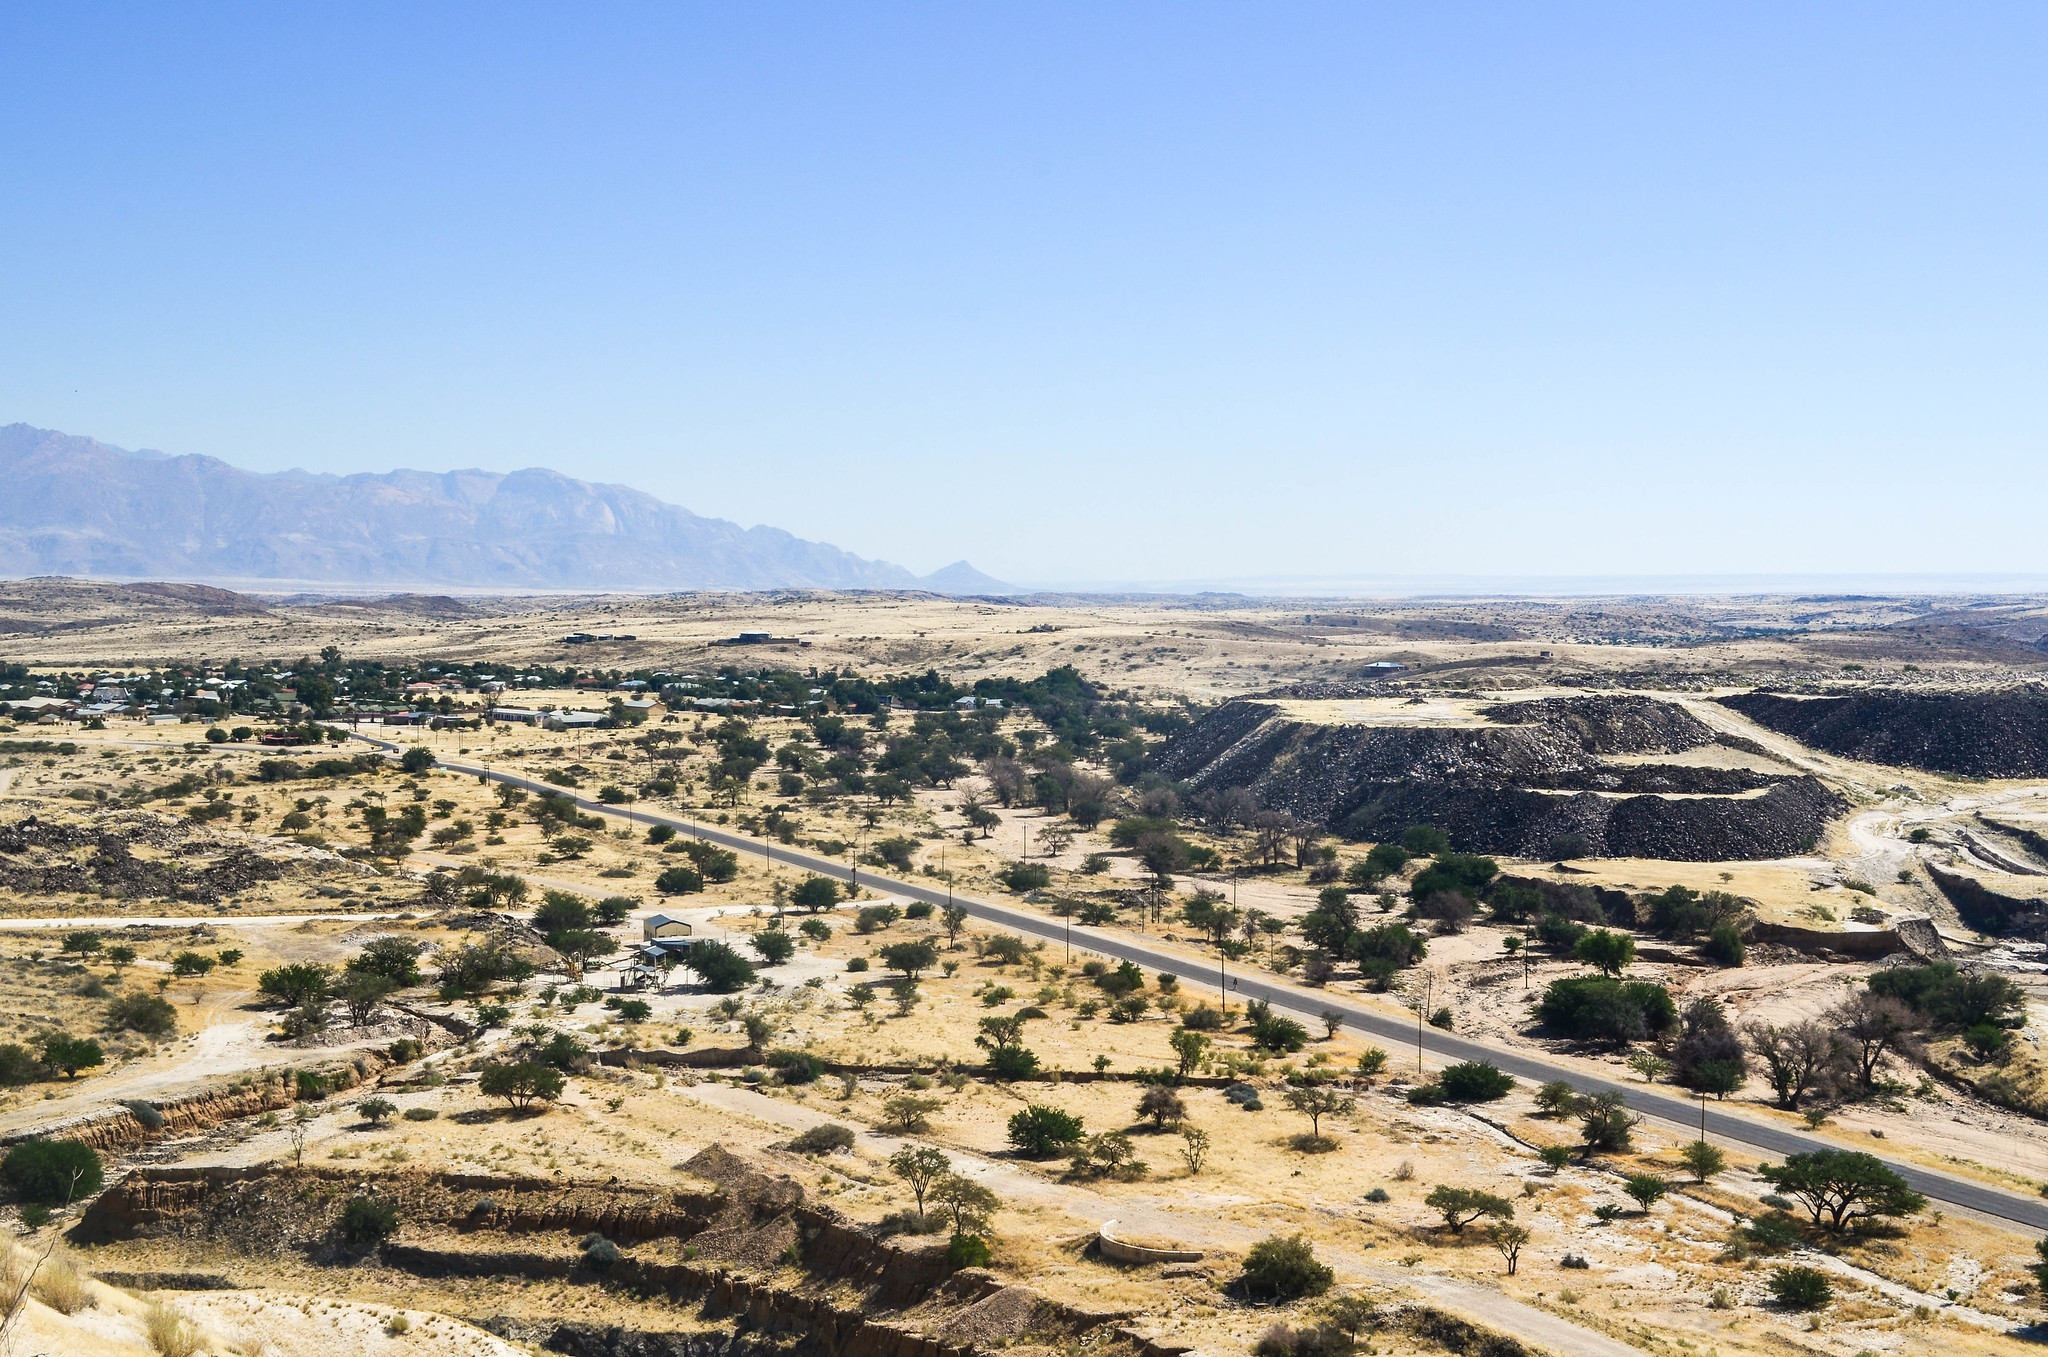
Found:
[1252,811,1292,867]
[1744,1020,1842,1109]
[1289,821,1320,870]
[980,756,1026,807]
[1828,993,1921,1093]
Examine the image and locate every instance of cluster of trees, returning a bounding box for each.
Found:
[654,837,740,894]
[887,1143,999,1258]
[1743,964,2023,1110]
[1293,891,1429,990]
[1533,922,2019,1110]
[531,891,634,974]
[0,942,221,1086]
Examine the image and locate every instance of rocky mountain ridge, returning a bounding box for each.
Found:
[0,423,1010,594]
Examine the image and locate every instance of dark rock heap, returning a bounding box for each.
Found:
[1156,691,1843,861]
[1718,687,2048,778]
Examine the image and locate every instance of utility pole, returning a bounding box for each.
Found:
[1415,970,1436,1075]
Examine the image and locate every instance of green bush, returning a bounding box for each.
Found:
[681,939,757,992]
[789,1123,856,1155]
[1409,853,1498,903]
[985,1045,1041,1080]
[1241,1233,1334,1299]
[1247,1002,1309,1053]
[655,865,704,895]
[767,1050,824,1084]
[751,930,796,965]
[999,861,1051,892]
[1400,825,1450,856]
[1,1139,103,1204]
[1743,1212,1803,1252]
[1701,924,1745,967]
[402,1107,439,1122]
[770,875,829,914]
[1536,977,1677,1044]
[0,1042,42,1086]
[258,963,332,1007]
[41,1034,103,1077]
[946,1232,992,1268]
[338,1196,400,1245]
[1437,1061,1514,1103]
[1006,1103,1084,1158]
[108,993,179,1039]
[1767,1266,1832,1311]
[856,904,903,933]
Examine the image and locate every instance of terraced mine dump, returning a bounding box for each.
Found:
[1721,687,2048,778]
[1158,689,1844,860]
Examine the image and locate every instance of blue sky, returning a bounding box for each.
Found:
[3,5,2045,586]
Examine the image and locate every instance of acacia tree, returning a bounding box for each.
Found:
[1423,1185,1514,1235]
[888,1144,950,1216]
[1168,1028,1210,1077]
[1573,929,1636,977]
[880,940,938,979]
[930,1173,999,1236]
[479,1061,566,1112]
[1136,1085,1186,1130]
[1284,1085,1355,1139]
[1490,1221,1530,1274]
[1759,1150,1927,1233]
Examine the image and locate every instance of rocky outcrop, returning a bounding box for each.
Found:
[1742,922,1907,959]
[80,1149,954,1306]
[1927,864,2048,937]
[1158,693,1842,860]
[1719,688,2048,777]
[4,1050,406,1154]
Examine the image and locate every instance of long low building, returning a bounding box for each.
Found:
[488,707,544,725]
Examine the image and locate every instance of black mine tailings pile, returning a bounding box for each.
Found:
[1156,691,1844,861]
[1718,688,2048,777]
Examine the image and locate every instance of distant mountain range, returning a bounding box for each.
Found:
[0,424,1013,595]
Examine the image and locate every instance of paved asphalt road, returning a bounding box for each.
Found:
[354,732,2048,1234]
